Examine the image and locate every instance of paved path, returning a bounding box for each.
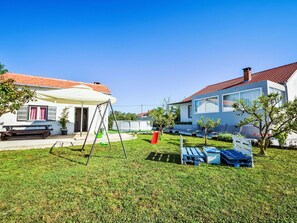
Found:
[0,133,136,151]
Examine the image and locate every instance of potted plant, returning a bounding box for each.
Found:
[59,107,69,135]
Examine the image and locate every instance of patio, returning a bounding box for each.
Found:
[0,133,136,151]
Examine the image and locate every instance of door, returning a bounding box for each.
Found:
[75,107,89,132]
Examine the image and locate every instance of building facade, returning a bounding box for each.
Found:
[0,73,112,135]
[175,62,297,135]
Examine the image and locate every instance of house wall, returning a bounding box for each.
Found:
[0,86,109,135]
[179,102,192,122]
[190,80,288,132]
[286,70,297,101]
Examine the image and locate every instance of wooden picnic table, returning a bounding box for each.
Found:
[1,124,53,140]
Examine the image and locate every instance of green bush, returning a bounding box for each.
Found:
[217,133,244,142]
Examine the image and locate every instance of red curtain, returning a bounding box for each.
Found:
[39,107,47,120]
[30,107,38,120]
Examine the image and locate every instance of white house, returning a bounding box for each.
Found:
[0,73,113,135]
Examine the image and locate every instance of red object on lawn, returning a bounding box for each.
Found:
[151,131,159,144]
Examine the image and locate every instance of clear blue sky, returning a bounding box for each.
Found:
[1,0,296,113]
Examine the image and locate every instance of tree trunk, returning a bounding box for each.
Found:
[159,128,163,140]
[258,138,269,156]
[204,128,207,145]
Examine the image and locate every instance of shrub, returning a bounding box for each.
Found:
[217,133,233,142]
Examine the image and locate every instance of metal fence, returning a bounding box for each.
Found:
[112,120,152,132]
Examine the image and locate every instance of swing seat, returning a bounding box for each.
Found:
[94,131,103,139]
[100,142,108,146]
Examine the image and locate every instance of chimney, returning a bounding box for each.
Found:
[243,67,252,82]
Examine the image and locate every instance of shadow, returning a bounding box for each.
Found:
[50,152,87,165]
[146,152,180,164]
[84,154,126,160]
[142,139,152,143]
[167,141,181,147]
[70,148,84,152]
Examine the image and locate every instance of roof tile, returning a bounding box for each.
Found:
[181,62,297,102]
[2,73,111,94]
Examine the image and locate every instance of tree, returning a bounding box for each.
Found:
[108,111,138,129]
[0,63,8,74]
[233,93,297,156]
[150,106,176,135]
[0,63,35,117]
[197,116,220,145]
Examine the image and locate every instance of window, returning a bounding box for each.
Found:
[194,96,219,114]
[223,88,261,112]
[223,93,240,112]
[188,105,192,118]
[29,106,47,121]
[269,87,285,106]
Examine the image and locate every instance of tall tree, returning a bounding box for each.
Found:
[0,63,35,117]
[233,93,297,156]
[197,116,220,145]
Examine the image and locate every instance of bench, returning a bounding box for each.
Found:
[180,135,204,166]
[1,125,52,140]
[220,136,254,167]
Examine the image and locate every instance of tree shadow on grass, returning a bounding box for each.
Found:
[146,152,180,164]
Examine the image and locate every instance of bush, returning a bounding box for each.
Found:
[217,133,233,142]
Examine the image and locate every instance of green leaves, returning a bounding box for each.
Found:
[0,75,35,117]
[197,116,220,145]
[0,62,8,74]
[108,111,138,129]
[233,93,297,155]
[58,107,70,129]
[197,116,220,130]
[150,107,176,132]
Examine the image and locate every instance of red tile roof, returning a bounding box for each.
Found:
[2,73,111,94]
[181,62,297,103]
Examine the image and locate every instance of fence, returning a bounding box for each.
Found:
[112,120,152,132]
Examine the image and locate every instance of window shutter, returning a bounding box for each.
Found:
[17,106,28,121]
[47,106,57,121]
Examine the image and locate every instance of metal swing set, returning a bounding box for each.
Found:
[51,99,127,165]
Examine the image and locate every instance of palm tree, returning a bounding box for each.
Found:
[0,63,8,74]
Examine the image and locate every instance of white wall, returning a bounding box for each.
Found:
[0,86,108,135]
[180,102,192,122]
[286,70,297,101]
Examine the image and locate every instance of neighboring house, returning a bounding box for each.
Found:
[0,73,112,135]
[175,62,297,135]
[137,110,151,120]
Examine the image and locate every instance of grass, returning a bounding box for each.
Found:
[0,134,296,222]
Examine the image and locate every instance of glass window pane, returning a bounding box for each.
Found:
[195,99,205,113]
[206,97,219,112]
[223,93,239,111]
[188,105,192,118]
[240,89,261,107]
[269,87,285,106]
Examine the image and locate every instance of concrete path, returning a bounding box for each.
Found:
[0,133,137,151]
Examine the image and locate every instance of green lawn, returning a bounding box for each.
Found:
[0,134,296,222]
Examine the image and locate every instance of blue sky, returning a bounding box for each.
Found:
[1,0,296,113]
